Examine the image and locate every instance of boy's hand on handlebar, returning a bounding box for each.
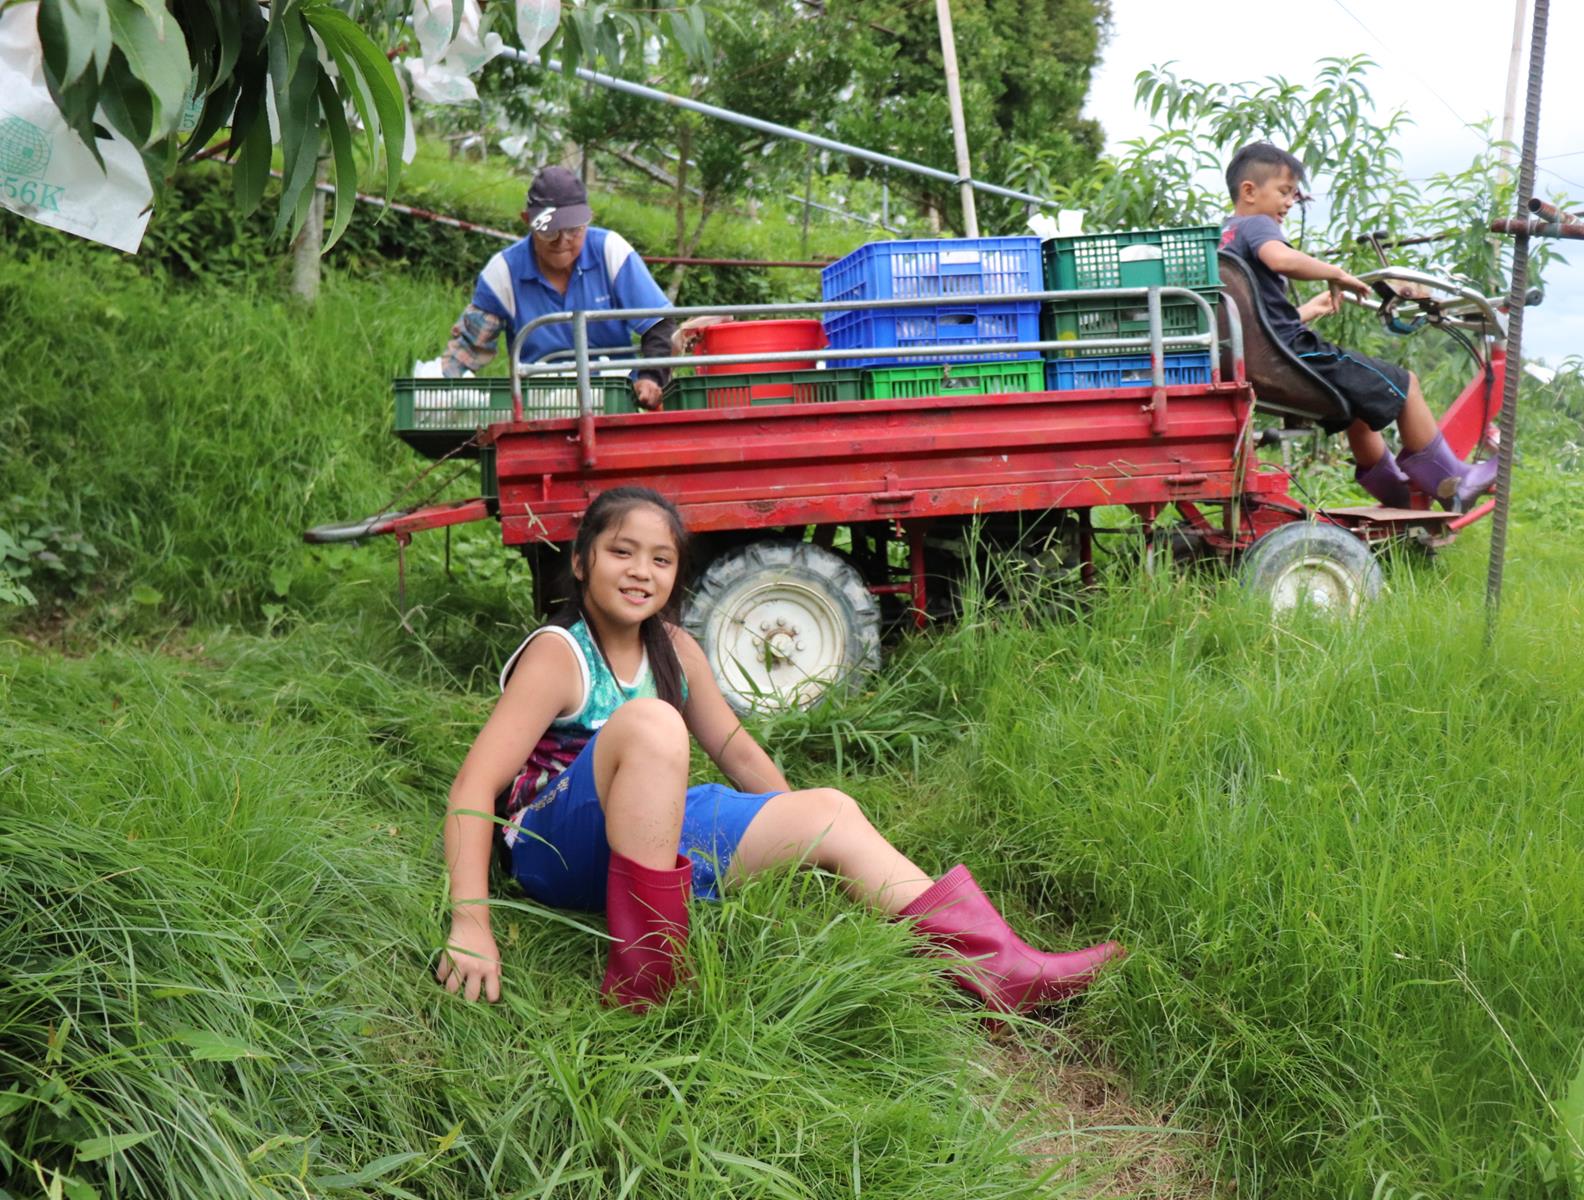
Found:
[1332,269,1371,299]
[437,914,502,1003]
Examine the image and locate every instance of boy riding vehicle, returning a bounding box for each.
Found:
[1220,142,1498,510]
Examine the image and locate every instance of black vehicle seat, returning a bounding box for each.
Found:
[1216,250,1352,427]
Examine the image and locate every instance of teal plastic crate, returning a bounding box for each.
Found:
[665,369,867,409]
[863,359,1045,400]
[1041,293,1217,359]
[393,377,638,457]
[1042,225,1221,292]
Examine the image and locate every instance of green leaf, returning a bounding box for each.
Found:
[37,0,109,88]
[267,10,324,239]
[172,1029,270,1062]
[315,73,356,253]
[302,5,405,197]
[129,584,163,607]
[97,50,156,148]
[232,104,272,216]
[312,1151,425,1189]
[1559,1049,1584,1191]
[75,1131,155,1162]
[0,1089,34,1118]
[105,0,193,143]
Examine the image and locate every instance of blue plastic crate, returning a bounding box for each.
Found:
[1045,351,1214,391]
[825,302,1040,368]
[821,236,1042,304]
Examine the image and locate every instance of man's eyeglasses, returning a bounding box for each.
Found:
[532,224,588,244]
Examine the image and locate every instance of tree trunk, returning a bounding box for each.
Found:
[665,198,714,303]
[289,176,326,304]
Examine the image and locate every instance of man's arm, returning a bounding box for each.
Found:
[441,305,506,378]
[631,317,678,410]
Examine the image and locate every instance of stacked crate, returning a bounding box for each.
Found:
[1040,225,1220,391]
[821,238,1044,397]
[393,376,638,458]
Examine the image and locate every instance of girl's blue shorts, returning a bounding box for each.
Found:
[506,730,781,912]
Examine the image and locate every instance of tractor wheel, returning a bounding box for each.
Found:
[1238,521,1383,616]
[684,540,881,713]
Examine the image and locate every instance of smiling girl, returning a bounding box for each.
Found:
[436,486,1123,1012]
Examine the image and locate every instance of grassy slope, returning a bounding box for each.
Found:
[4,223,1584,1198]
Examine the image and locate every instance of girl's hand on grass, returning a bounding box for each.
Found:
[437,916,502,1003]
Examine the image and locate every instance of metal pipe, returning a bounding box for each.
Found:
[1527,197,1584,224]
[934,0,979,236]
[509,50,1059,209]
[1490,217,1584,239]
[574,313,595,466]
[1146,287,1167,434]
[507,286,1223,381]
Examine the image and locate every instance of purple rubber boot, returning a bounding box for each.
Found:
[1354,448,1412,508]
[1398,432,1499,511]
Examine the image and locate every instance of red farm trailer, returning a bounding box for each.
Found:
[307,255,1511,712]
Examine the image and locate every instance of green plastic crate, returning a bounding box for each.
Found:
[480,445,498,501]
[665,369,868,410]
[1042,225,1222,292]
[862,359,1046,400]
[393,377,638,457]
[1041,293,1218,359]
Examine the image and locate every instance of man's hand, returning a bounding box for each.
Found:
[437,913,502,1002]
[633,378,663,411]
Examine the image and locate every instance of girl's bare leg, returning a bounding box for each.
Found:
[593,697,688,869]
[730,788,933,914]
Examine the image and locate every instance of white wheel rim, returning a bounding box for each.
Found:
[1268,554,1360,615]
[706,578,851,711]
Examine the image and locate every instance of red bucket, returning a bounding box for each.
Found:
[695,319,827,376]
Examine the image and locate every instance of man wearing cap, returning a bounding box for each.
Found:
[441,165,676,410]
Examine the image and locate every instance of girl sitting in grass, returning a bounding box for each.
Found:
[436,486,1123,1012]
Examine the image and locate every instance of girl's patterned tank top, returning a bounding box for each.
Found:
[499,619,658,816]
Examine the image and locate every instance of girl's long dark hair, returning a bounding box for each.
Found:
[548,486,690,710]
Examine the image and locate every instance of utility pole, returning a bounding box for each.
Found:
[1498,0,1528,178]
[934,0,978,237]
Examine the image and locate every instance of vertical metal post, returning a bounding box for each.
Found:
[801,143,815,257]
[1499,0,1528,178]
[1486,0,1548,630]
[574,312,596,468]
[933,0,979,237]
[1146,287,1167,434]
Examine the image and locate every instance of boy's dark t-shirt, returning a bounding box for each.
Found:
[1220,214,1304,344]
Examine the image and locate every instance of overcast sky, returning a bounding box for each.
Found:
[1082,0,1583,364]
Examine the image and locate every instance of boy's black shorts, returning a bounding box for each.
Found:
[1288,329,1411,434]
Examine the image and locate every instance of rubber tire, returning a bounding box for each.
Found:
[1238,521,1384,617]
[683,540,881,713]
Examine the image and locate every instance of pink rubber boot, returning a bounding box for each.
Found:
[898,865,1123,1013]
[600,852,691,1011]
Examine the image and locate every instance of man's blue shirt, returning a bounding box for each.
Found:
[470,227,670,367]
